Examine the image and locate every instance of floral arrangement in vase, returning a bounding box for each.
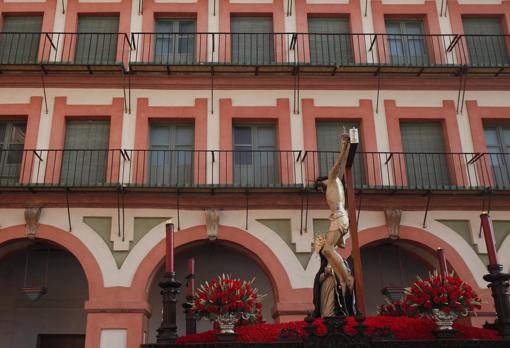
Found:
[404,271,482,332]
[193,274,265,334]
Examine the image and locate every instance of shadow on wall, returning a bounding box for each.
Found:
[147,241,275,340]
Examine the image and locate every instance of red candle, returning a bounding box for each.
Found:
[436,247,448,276]
[187,257,195,297]
[480,212,499,265]
[165,220,174,273]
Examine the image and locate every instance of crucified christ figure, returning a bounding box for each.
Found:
[321,132,354,292]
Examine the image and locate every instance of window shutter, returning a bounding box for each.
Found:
[231,17,274,64]
[76,16,119,64]
[2,16,43,32]
[231,17,273,33]
[463,18,508,66]
[463,18,503,35]
[77,16,119,33]
[308,18,349,34]
[400,122,449,188]
[316,121,363,185]
[1,16,43,64]
[308,18,352,65]
[400,122,445,153]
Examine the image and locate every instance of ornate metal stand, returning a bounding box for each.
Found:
[183,295,196,336]
[156,271,182,345]
[483,264,510,339]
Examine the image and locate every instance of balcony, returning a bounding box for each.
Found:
[1,32,508,75]
[0,149,508,192]
[0,32,132,73]
[129,32,510,75]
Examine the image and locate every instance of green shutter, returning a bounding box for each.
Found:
[463,18,509,66]
[75,16,119,64]
[308,18,352,65]
[0,16,42,64]
[316,121,363,185]
[400,122,449,188]
[231,17,274,64]
[61,121,110,186]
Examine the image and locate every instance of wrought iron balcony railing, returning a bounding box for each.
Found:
[1,32,509,73]
[0,149,508,191]
[129,32,510,73]
[0,32,132,72]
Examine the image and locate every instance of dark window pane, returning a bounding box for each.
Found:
[149,124,194,186]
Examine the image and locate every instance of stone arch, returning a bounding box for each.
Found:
[132,224,309,314]
[0,224,103,297]
[342,225,479,287]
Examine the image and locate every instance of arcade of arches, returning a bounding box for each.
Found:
[0,224,490,348]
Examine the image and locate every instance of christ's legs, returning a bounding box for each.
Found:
[321,229,354,291]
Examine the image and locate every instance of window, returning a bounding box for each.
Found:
[316,121,364,186]
[149,124,194,186]
[75,16,119,64]
[400,122,450,188]
[0,121,26,184]
[231,17,274,65]
[60,120,110,186]
[233,125,277,186]
[0,16,42,64]
[463,18,509,67]
[386,20,428,66]
[484,125,510,188]
[308,17,353,66]
[154,19,196,64]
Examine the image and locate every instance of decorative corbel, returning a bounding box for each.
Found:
[205,209,220,241]
[384,208,402,240]
[25,207,42,239]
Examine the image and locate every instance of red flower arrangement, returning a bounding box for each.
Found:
[404,271,482,316]
[193,274,265,323]
[378,299,416,317]
[176,316,501,344]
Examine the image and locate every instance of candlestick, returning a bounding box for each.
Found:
[480,213,498,265]
[187,257,195,297]
[436,247,448,276]
[165,220,174,273]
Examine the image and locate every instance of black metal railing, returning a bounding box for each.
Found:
[2,32,510,71]
[130,32,507,69]
[0,32,131,67]
[0,149,508,191]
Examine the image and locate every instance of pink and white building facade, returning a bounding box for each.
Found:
[0,0,509,347]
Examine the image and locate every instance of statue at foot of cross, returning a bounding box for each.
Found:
[312,132,357,318]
